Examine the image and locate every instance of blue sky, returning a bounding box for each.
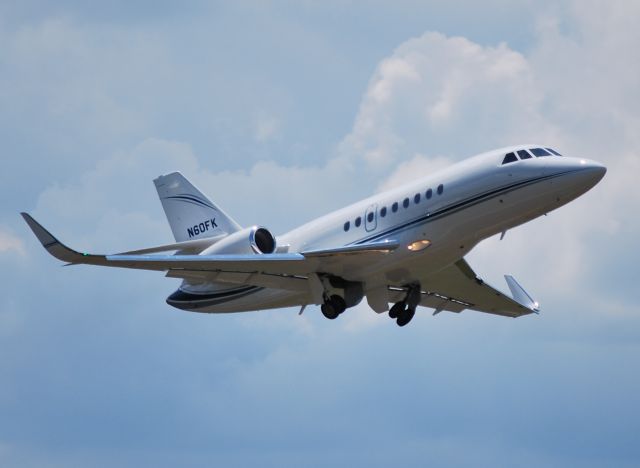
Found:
[1,1,639,466]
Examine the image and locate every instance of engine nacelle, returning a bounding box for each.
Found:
[201,226,276,255]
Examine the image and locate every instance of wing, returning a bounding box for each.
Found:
[21,213,398,291]
[23,213,537,316]
[389,259,539,318]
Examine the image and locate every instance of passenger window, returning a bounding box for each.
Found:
[343,221,350,232]
[530,148,551,157]
[403,198,410,208]
[414,193,421,204]
[426,188,432,199]
[355,217,361,227]
[380,206,387,217]
[546,148,562,156]
[437,184,444,195]
[502,152,518,164]
[517,150,532,159]
[392,202,398,213]
[367,212,374,223]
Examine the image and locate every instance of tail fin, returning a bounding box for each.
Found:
[154,172,241,242]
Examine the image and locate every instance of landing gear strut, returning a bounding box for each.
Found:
[389,283,421,327]
[321,295,346,320]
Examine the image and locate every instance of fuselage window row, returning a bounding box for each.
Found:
[343,185,445,232]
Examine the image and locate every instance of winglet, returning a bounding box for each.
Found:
[20,212,103,265]
[504,275,539,313]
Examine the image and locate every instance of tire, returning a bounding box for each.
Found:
[389,302,404,319]
[329,295,347,315]
[396,307,416,327]
[321,303,339,320]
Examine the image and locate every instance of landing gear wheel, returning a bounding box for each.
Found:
[329,295,347,315]
[321,295,346,320]
[321,303,339,319]
[389,301,405,319]
[396,307,415,327]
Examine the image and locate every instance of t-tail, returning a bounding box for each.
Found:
[154,172,241,242]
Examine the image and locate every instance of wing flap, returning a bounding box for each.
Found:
[120,235,226,255]
[163,269,309,292]
[303,240,399,256]
[104,252,312,274]
[388,287,467,314]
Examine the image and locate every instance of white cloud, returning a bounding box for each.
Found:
[0,229,25,255]
[254,112,281,142]
[339,32,550,171]
[377,153,452,193]
[34,138,199,250]
[1,17,165,143]
[32,136,364,251]
[368,56,421,105]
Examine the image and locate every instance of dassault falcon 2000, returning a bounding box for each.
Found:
[23,145,605,326]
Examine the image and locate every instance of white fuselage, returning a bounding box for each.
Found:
[168,145,606,313]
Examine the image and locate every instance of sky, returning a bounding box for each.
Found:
[1,1,639,466]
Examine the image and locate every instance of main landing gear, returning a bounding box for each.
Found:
[321,295,347,320]
[316,275,363,320]
[389,283,421,327]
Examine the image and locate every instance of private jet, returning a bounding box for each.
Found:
[22,145,606,326]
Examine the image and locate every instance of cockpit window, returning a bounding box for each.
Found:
[517,149,532,159]
[502,152,518,164]
[546,148,562,156]
[530,148,551,157]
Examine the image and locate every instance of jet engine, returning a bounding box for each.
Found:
[201,226,276,255]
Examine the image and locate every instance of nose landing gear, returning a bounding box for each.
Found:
[389,283,421,327]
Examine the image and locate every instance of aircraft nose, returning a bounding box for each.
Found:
[559,158,606,196]
[579,159,607,184]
